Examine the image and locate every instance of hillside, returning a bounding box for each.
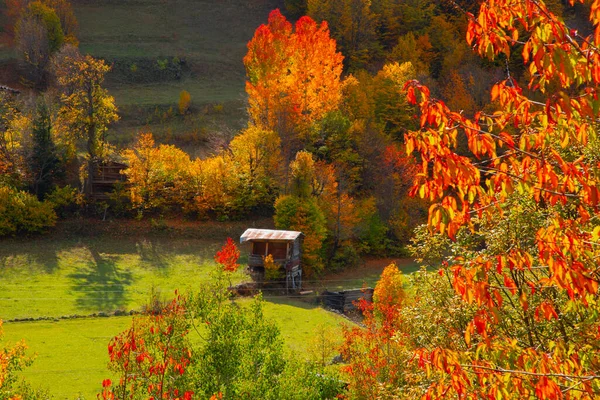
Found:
[1,0,284,153]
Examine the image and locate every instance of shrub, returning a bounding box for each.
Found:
[45,184,79,216]
[178,90,191,115]
[263,254,282,280]
[0,186,57,236]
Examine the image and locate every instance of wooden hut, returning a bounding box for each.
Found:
[240,228,303,292]
[89,160,127,200]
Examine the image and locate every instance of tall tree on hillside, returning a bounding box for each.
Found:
[307,0,378,70]
[42,0,77,44]
[54,51,118,195]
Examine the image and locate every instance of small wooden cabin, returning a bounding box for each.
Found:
[89,160,128,201]
[240,228,304,291]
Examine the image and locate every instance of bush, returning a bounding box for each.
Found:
[45,184,79,216]
[178,90,191,114]
[0,186,57,236]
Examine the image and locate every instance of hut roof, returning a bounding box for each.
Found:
[240,228,303,243]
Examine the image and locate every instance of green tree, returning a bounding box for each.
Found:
[29,100,61,198]
[101,268,344,400]
[54,51,118,195]
[307,0,379,70]
[274,151,327,276]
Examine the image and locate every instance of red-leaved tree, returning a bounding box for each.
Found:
[99,295,193,400]
[214,237,240,273]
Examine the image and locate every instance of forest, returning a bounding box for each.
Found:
[1,0,600,398]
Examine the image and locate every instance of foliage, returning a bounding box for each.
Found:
[178,90,191,115]
[100,295,193,400]
[244,9,344,133]
[54,50,119,193]
[101,265,344,399]
[0,93,30,187]
[122,130,281,219]
[44,184,79,216]
[122,132,195,213]
[306,324,341,368]
[0,185,57,236]
[340,264,407,399]
[228,125,282,211]
[215,237,240,273]
[263,253,282,280]
[14,1,65,85]
[5,0,77,44]
[274,194,326,277]
[42,0,78,44]
[29,100,62,198]
[396,0,600,398]
[274,151,328,276]
[354,198,390,256]
[307,0,379,70]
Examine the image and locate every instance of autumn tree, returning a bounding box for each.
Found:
[122,132,195,213]
[0,93,30,187]
[228,125,282,211]
[14,1,65,86]
[396,0,600,398]
[340,264,408,399]
[244,9,344,134]
[54,50,118,195]
[100,296,193,400]
[274,151,327,276]
[307,0,378,70]
[215,237,240,273]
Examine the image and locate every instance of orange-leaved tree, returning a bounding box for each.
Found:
[401,0,600,398]
[244,9,344,134]
[340,264,406,399]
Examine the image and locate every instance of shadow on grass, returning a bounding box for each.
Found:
[0,238,65,274]
[136,238,170,270]
[68,246,134,312]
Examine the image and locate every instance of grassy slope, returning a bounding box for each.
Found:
[0,220,351,399]
[72,0,284,145]
[0,235,243,320]
[2,299,349,400]
[2,317,133,400]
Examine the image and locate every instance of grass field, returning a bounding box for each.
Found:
[73,0,284,145]
[0,234,243,320]
[2,298,348,400]
[0,219,358,399]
